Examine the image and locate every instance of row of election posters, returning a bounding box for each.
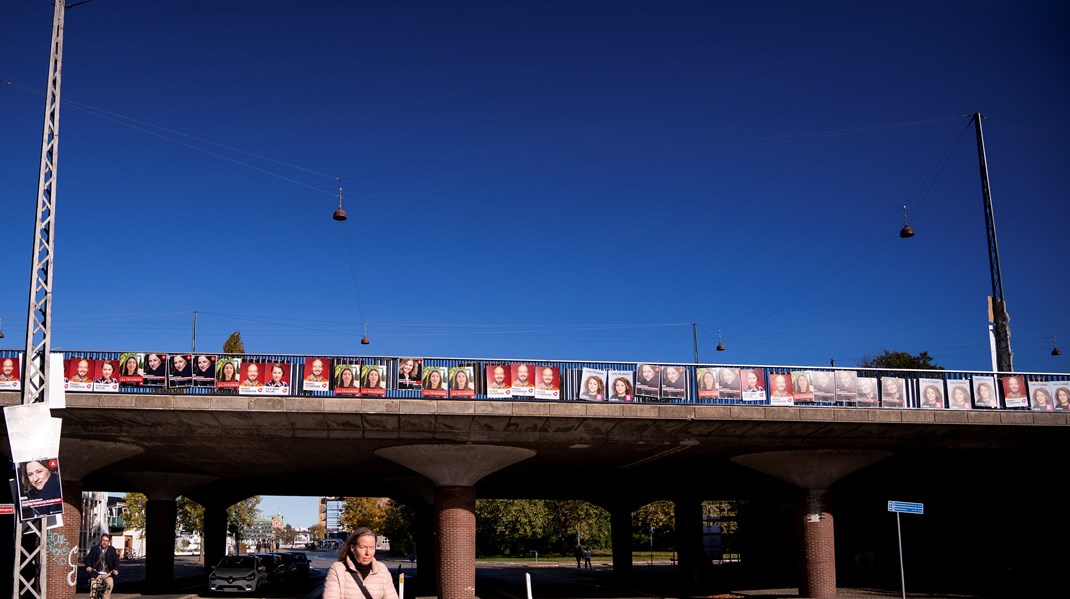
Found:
[9,354,1066,410]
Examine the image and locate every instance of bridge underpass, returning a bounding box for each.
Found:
[3,391,1067,599]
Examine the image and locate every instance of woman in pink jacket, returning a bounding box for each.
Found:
[323,528,398,599]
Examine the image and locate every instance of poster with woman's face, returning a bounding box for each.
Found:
[947,380,972,410]
[855,376,878,406]
[16,457,64,521]
[117,353,144,386]
[607,370,634,402]
[918,378,945,409]
[791,371,814,402]
[1028,380,1055,412]
[635,364,661,398]
[812,371,836,402]
[971,375,998,408]
[192,354,217,387]
[333,363,361,396]
[880,377,905,408]
[486,364,512,398]
[448,365,475,398]
[661,366,687,400]
[696,368,717,399]
[834,370,857,403]
[397,358,422,390]
[361,364,387,396]
[92,359,119,393]
[262,362,291,396]
[216,358,241,389]
[422,366,448,397]
[142,353,168,387]
[717,368,741,400]
[578,368,606,401]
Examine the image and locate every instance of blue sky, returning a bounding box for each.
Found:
[5,1,1069,526]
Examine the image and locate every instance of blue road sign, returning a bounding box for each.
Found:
[887,500,924,514]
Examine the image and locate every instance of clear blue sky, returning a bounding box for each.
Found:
[4,1,1069,526]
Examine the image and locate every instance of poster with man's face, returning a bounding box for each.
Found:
[303,358,331,392]
[0,356,21,390]
[64,357,94,392]
[510,364,534,396]
[534,366,560,400]
[486,365,512,398]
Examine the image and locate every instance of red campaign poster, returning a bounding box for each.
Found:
[302,358,331,392]
[510,364,534,395]
[65,357,94,392]
[535,366,561,400]
[92,359,120,393]
[486,364,512,398]
[0,356,21,390]
[263,362,291,395]
[239,362,268,395]
[768,372,793,405]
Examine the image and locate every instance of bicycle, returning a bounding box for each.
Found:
[88,570,112,599]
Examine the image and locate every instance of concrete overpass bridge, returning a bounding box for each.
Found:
[3,354,1068,598]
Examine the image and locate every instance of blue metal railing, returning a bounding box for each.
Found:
[1,349,1067,412]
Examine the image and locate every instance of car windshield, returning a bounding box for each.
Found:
[219,556,254,569]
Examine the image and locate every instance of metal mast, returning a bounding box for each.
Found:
[972,112,1013,372]
[15,1,66,598]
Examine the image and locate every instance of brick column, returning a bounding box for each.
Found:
[797,488,836,599]
[45,478,82,599]
[435,486,476,599]
[144,498,177,593]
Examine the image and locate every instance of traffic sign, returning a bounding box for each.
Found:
[887,500,924,514]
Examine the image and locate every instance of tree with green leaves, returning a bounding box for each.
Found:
[176,496,204,533]
[859,349,942,370]
[223,331,245,354]
[340,497,389,532]
[122,493,147,530]
[380,500,417,556]
[476,499,552,555]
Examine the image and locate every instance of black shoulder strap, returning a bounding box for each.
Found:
[344,564,374,599]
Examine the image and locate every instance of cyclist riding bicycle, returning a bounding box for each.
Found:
[85,533,120,599]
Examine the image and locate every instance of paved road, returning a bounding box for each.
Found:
[94,554,988,599]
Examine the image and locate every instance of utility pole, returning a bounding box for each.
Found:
[972,113,1013,372]
[16,2,66,598]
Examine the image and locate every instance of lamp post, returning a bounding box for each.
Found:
[902,113,1013,372]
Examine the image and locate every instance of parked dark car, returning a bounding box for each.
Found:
[272,552,295,580]
[289,552,310,578]
[255,553,283,583]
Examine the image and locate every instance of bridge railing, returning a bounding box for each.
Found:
[1,350,1067,412]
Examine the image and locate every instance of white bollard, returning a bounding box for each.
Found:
[525,571,533,599]
[398,572,405,599]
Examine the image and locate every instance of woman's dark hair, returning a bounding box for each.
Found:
[337,527,376,562]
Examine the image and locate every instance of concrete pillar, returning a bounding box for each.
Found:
[610,507,633,578]
[203,503,228,574]
[435,486,476,599]
[375,444,536,599]
[673,496,706,589]
[144,498,177,593]
[796,489,835,599]
[45,478,82,599]
[411,501,438,598]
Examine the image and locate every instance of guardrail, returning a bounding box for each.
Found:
[1,350,1067,412]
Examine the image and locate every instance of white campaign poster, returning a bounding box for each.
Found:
[918,378,945,409]
[578,368,606,401]
[607,370,634,402]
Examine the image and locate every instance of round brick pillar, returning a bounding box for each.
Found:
[797,488,836,599]
[435,486,476,599]
[45,478,82,599]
